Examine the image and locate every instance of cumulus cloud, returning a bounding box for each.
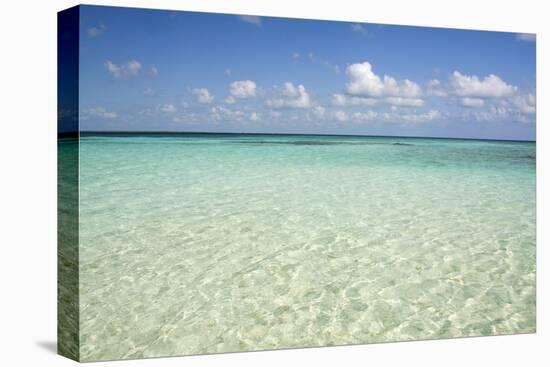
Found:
[345,61,423,98]
[224,96,236,104]
[250,112,261,121]
[158,103,176,113]
[171,112,200,124]
[333,110,348,122]
[83,107,117,119]
[426,79,447,97]
[333,93,423,107]
[466,106,514,123]
[211,106,246,121]
[229,80,257,99]
[351,111,379,122]
[332,93,377,106]
[239,15,262,26]
[516,33,536,42]
[267,82,311,109]
[461,97,485,107]
[312,102,439,124]
[149,65,159,77]
[87,23,106,38]
[312,106,326,119]
[224,68,232,76]
[143,87,155,96]
[400,110,441,123]
[192,88,215,104]
[427,72,534,118]
[104,59,142,79]
[461,93,535,123]
[385,97,424,107]
[350,109,441,124]
[449,71,517,98]
[510,93,536,114]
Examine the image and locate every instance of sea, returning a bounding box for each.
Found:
[61,133,536,361]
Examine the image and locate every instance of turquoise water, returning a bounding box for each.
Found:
[76,134,536,361]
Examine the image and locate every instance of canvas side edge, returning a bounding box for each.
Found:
[57,5,81,362]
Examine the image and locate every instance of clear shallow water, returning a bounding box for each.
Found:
[76,134,536,361]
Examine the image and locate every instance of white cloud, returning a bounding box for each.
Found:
[239,15,262,26]
[516,33,536,42]
[332,94,347,106]
[449,71,517,98]
[332,93,377,106]
[333,110,348,122]
[224,68,231,76]
[104,59,142,79]
[312,106,326,118]
[308,52,316,62]
[351,111,379,122]
[250,112,261,121]
[267,82,311,109]
[332,93,422,107]
[350,109,441,124]
[229,80,257,99]
[192,88,215,104]
[83,107,117,119]
[172,112,199,124]
[467,106,512,122]
[224,96,236,104]
[149,66,159,77]
[510,93,536,114]
[428,73,533,117]
[461,97,485,107]
[345,61,422,98]
[87,24,106,38]
[143,87,154,96]
[385,97,424,107]
[426,79,447,97]
[291,52,301,60]
[351,24,366,33]
[211,106,246,121]
[312,105,438,124]
[462,95,535,123]
[158,103,176,113]
[400,110,441,123]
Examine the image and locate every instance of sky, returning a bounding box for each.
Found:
[76,5,536,140]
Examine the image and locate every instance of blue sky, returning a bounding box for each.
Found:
[78,5,536,140]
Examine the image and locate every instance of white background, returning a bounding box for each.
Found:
[0,0,547,365]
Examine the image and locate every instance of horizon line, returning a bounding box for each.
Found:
[60,130,536,143]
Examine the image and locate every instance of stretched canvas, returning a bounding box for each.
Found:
[58,4,536,362]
